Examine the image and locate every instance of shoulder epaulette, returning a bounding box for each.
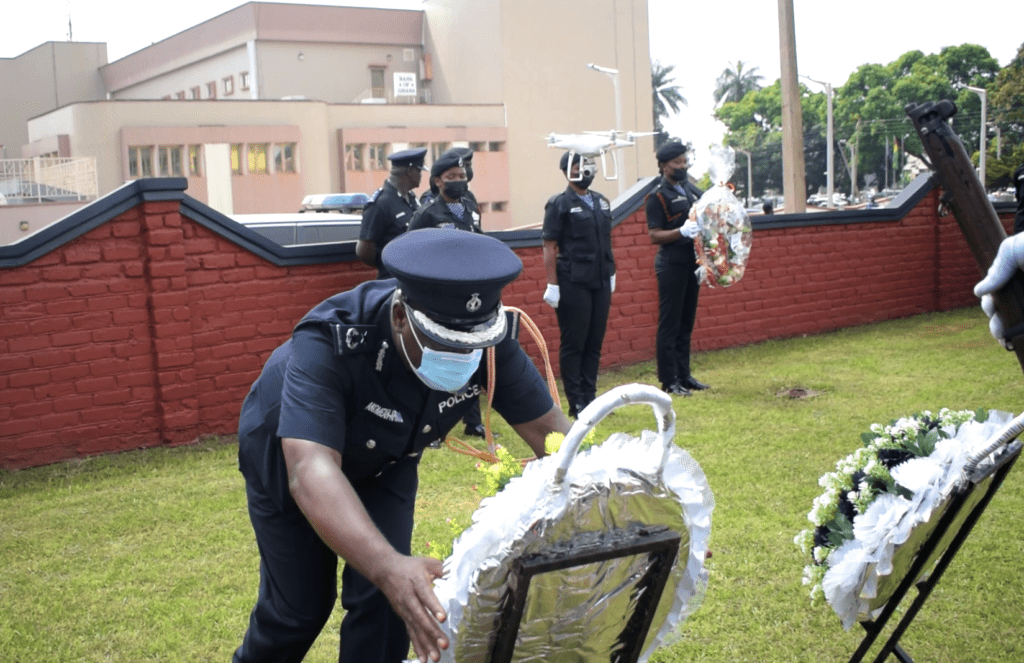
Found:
[329,324,378,356]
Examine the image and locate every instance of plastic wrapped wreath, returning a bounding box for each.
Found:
[415,385,714,663]
[692,144,752,287]
[794,408,1015,630]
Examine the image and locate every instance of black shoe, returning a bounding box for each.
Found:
[463,424,497,439]
[663,382,691,397]
[683,376,710,391]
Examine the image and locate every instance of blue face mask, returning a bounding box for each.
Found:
[401,318,482,393]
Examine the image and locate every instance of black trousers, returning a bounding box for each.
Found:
[233,460,417,663]
[655,253,701,388]
[555,278,612,413]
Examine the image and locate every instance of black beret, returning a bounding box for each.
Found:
[388,147,428,169]
[382,229,523,349]
[430,151,465,178]
[656,141,688,163]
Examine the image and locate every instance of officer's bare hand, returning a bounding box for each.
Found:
[378,554,448,663]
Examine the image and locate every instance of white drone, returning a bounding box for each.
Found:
[544,130,658,181]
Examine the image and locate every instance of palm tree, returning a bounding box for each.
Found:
[713,60,764,106]
[652,60,687,148]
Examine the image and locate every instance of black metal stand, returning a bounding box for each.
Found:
[848,441,1021,663]
[489,526,682,663]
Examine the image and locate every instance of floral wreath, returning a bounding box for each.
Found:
[692,159,752,288]
[794,408,1015,630]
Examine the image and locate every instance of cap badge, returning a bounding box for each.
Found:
[466,293,482,313]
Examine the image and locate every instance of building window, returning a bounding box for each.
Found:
[370,68,385,99]
[128,146,154,179]
[161,95,172,100]
[222,76,234,96]
[469,142,486,153]
[189,145,203,176]
[248,143,269,173]
[158,145,184,177]
[345,144,364,171]
[274,143,296,173]
[488,142,506,152]
[206,82,217,99]
[491,201,507,212]
[190,86,201,100]
[176,91,186,100]
[368,144,388,171]
[431,142,451,163]
[231,144,243,174]
[240,72,250,90]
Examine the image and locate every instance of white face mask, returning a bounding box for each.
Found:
[400,316,482,393]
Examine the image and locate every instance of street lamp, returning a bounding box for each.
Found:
[803,75,834,209]
[587,63,625,198]
[733,148,752,208]
[965,85,987,186]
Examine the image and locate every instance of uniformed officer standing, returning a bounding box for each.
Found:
[233,229,570,663]
[419,147,475,208]
[645,141,710,396]
[356,148,427,279]
[1013,162,1024,235]
[541,151,616,418]
[408,151,482,233]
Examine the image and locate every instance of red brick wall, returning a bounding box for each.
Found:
[0,190,1014,468]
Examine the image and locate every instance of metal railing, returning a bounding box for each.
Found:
[0,157,98,205]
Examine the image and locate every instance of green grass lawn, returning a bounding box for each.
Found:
[2,308,1021,662]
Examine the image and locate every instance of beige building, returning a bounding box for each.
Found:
[10,0,654,235]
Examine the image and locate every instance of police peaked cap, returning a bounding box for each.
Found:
[382,229,523,349]
[655,141,688,163]
[430,151,466,178]
[388,147,429,169]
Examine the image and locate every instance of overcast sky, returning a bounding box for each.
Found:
[5,0,1021,175]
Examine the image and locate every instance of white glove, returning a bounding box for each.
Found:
[974,234,1024,349]
[610,274,616,293]
[679,220,699,239]
[543,283,560,308]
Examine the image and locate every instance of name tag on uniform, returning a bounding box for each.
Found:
[672,196,686,203]
[599,199,610,211]
[396,211,406,219]
[569,206,583,214]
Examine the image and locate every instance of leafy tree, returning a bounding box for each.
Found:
[713,61,764,107]
[988,42,1024,188]
[651,60,687,149]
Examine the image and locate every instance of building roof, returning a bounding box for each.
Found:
[100,2,424,94]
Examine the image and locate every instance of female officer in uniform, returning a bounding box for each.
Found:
[233,230,570,663]
[541,151,616,418]
[645,141,710,396]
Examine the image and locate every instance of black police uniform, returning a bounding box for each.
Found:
[645,175,705,390]
[233,280,552,663]
[358,180,419,279]
[408,193,482,232]
[542,185,615,416]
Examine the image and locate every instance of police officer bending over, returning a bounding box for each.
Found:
[234,229,571,663]
[356,148,427,279]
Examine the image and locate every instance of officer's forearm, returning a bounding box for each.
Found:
[355,240,378,268]
[282,437,398,585]
[649,227,684,245]
[512,404,571,458]
[542,241,559,285]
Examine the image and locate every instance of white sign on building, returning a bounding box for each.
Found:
[394,72,417,97]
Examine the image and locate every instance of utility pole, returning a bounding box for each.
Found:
[803,75,834,208]
[778,0,806,213]
[734,148,752,208]
[587,63,625,198]
[966,86,987,186]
